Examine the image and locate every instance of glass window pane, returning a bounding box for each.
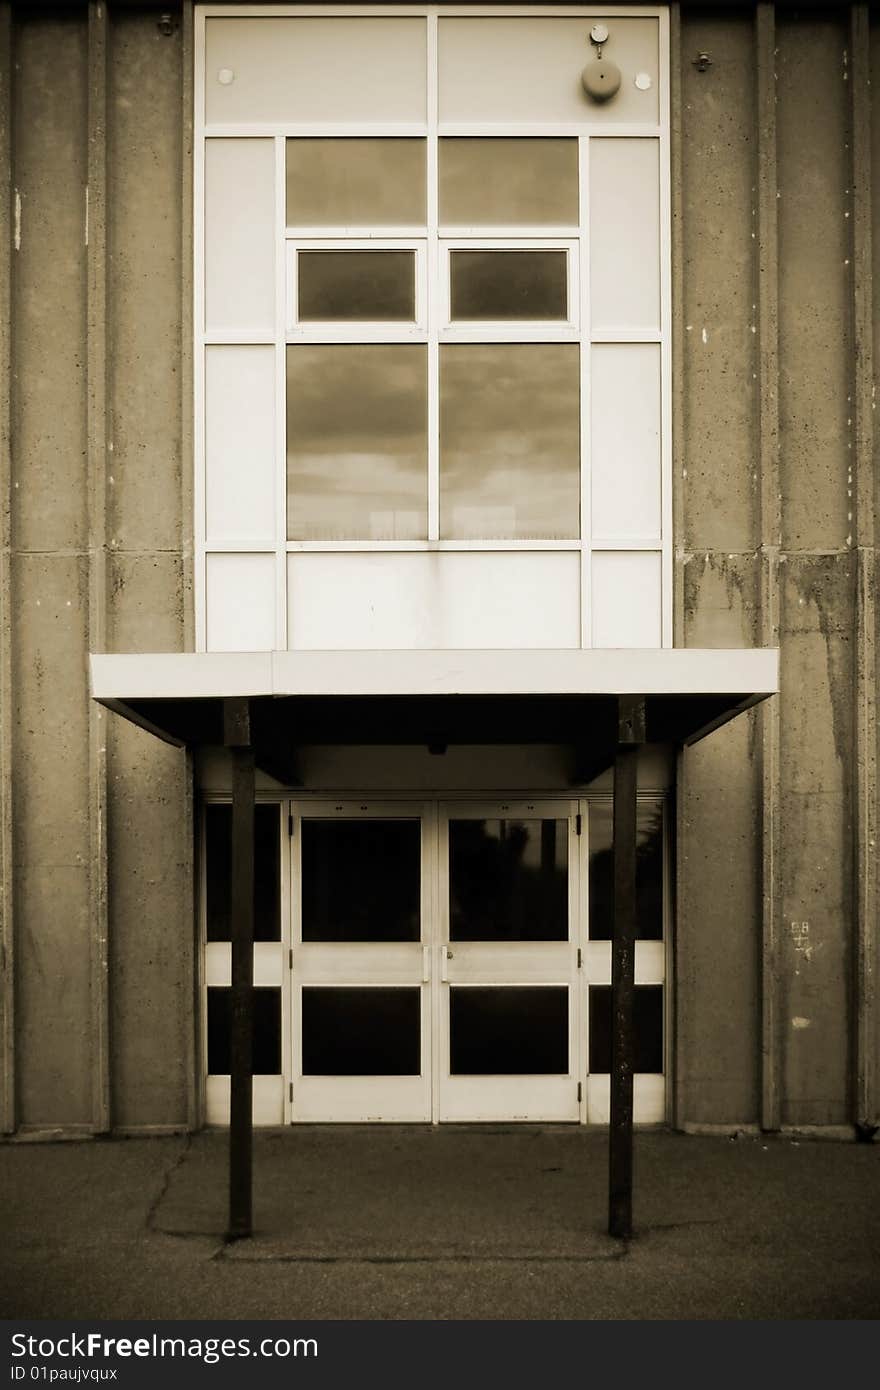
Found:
[589,985,664,1073]
[439,138,578,226]
[205,803,280,943]
[450,987,568,1074]
[287,138,426,226]
[298,250,416,321]
[588,802,664,941]
[302,988,421,1075]
[207,986,281,1075]
[449,818,568,942]
[301,819,421,943]
[450,250,568,321]
[287,344,427,541]
[440,343,580,540]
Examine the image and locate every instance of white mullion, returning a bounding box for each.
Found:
[286,226,428,241]
[578,134,591,649]
[437,122,662,139]
[284,538,582,552]
[205,122,430,139]
[194,7,207,651]
[426,11,440,542]
[275,135,288,650]
[659,8,673,648]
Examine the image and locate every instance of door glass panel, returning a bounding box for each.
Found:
[450,987,568,1074]
[439,138,579,226]
[301,819,421,942]
[589,985,664,1073]
[588,802,663,940]
[207,986,281,1074]
[298,250,416,322]
[287,344,428,541]
[440,344,579,540]
[302,987,421,1074]
[287,138,427,226]
[205,803,280,942]
[449,817,568,941]
[450,250,568,321]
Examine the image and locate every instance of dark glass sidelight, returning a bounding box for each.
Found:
[588,801,664,940]
[205,803,280,942]
[439,137,579,227]
[588,985,664,1074]
[286,138,427,227]
[301,819,421,942]
[449,818,568,941]
[302,987,421,1075]
[207,986,282,1075]
[449,987,568,1075]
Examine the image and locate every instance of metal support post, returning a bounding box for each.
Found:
[224,698,255,1240]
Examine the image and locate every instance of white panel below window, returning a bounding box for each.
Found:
[586,1073,665,1126]
[591,344,662,541]
[205,18,427,124]
[590,139,661,335]
[206,553,276,652]
[591,551,662,649]
[205,346,276,543]
[206,1074,284,1127]
[287,552,581,650]
[204,139,275,335]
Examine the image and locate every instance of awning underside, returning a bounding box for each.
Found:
[91,648,779,761]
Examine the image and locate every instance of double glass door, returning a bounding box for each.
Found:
[291,800,581,1124]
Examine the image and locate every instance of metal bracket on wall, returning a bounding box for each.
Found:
[693,52,713,73]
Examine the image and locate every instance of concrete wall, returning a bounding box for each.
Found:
[0,1,876,1134]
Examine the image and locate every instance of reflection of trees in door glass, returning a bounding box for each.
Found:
[588,802,663,940]
[302,820,421,942]
[449,818,568,941]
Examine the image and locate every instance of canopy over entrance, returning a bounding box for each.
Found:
[90,646,778,1243]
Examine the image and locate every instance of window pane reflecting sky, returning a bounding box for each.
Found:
[440,343,580,540]
[287,344,428,541]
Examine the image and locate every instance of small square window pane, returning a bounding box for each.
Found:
[302,819,421,943]
[450,250,568,321]
[302,988,421,1075]
[207,986,281,1075]
[588,802,663,941]
[298,251,416,321]
[440,343,580,540]
[450,987,568,1074]
[287,138,426,226]
[449,818,568,942]
[589,985,663,1074]
[287,344,427,541]
[439,138,578,226]
[206,804,280,943]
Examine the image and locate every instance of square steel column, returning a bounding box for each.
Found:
[224,698,255,1240]
[608,694,646,1239]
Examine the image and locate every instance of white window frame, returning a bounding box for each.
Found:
[194,5,672,650]
[287,240,429,339]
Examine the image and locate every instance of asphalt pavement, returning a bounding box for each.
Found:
[1,1127,877,1320]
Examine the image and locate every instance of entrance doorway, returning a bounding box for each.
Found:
[202,795,667,1126]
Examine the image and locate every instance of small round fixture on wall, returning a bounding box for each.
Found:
[217,67,235,85]
[582,58,622,102]
[582,23,622,104]
[635,71,653,91]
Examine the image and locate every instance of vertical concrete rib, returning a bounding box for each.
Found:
[181,0,198,1130]
[849,4,877,1131]
[668,2,687,1128]
[0,1,14,1134]
[87,0,110,1132]
[756,2,782,1132]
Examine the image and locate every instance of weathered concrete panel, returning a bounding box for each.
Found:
[676,714,761,1125]
[777,15,851,552]
[679,13,758,553]
[681,551,758,650]
[107,11,184,554]
[11,14,88,555]
[778,556,853,1125]
[105,10,191,1128]
[12,554,91,1124]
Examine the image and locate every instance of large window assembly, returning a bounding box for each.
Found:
[196,7,670,653]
